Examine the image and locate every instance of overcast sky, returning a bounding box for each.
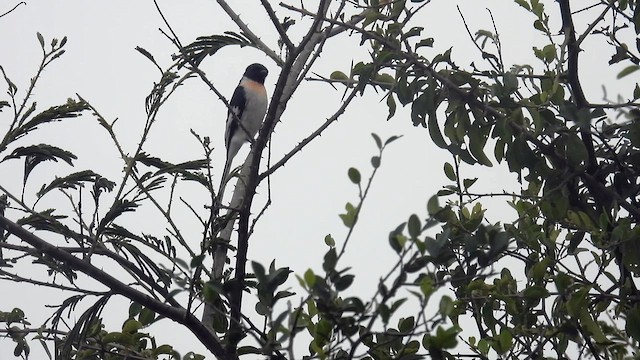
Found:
[0,1,633,358]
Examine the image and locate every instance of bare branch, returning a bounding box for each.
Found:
[0,214,229,359]
[0,1,25,18]
[215,0,284,66]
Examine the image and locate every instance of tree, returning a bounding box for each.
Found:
[1,0,640,359]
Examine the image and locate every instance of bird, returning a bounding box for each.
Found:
[218,63,269,203]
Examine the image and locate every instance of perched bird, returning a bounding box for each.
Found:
[218,63,269,202]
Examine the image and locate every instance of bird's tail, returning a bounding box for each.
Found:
[215,157,232,215]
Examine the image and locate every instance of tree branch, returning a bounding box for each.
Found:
[215,0,284,66]
[0,214,229,359]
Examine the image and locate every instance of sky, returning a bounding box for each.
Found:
[0,0,634,358]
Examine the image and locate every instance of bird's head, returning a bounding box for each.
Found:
[244,63,268,84]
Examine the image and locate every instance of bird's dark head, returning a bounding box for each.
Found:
[244,63,268,84]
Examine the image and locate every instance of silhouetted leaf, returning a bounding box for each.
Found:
[38,170,114,197]
[97,200,138,235]
[177,32,253,67]
[3,144,76,185]
[1,100,89,152]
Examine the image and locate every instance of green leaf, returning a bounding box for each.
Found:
[128,303,142,318]
[385,135,401,145]
[237,346,263,356]
[617,65,640,79]
[304,269,316,287]
[122,319,142,334]
[497,328,513,354]
[420,277,435,298]
[415,37,434,49]
[324,234,335,247]
[371,156,381,168]
[3,144,77,185]
[37,32,45,48]
[522,285,549,300]
[97,200,139,235]
[376,73,395,89]
[178,32,253,67]
[348,167,361,184]
[443,162,456,181]
[330,70,350,81]
[408,214,421,238]
[339,202,358,228]
[138,307,155,326]
[38,170,115,198]
[334,274,354,291]
[514,0,530,10]
[190,254,205,268]
[398,316,415,332]
[428,112,448,148]
[323,248,337,273]
[626,306,640,342]
[427,195,440,215]
[439,296,454,317]
[468,123,493,166]
[371,133,382,149]
[567,286,592,317]
[579,308,608,343]
[386,94,396,120]
[463,178,478,190]
[1,100,89,153]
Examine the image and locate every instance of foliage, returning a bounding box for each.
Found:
[1,1,640,360]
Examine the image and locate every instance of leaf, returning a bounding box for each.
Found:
[304,268,316,287]
[323,248,337,273]
[38,170,114,198]
[468,122,493,166]
[443,162,456,181]
[497,328,513,354]
[138,307,155,326]
[428,112,448,149]
[438,296,454,317]
[348,167,361,184]
[324,234,335,247]
[122,319,142,334]
[626,307,640,342]
[384,135,401,145]
[339,202,358,228]
[334,274,354,291]
[97,200,139,235]
[579,308,609,343]
[399,316,415,332]
[371,156,381,168]
[177,32,253,67]
[375,73,395,89]
[415,37,435,49]
[617,65,640,79]
[386,93,396,120]
[371,133,382,149]
[514,0,530,10]
[522,285,549,300]
[463,178,478,190]
[135,152,209,175]
[427,195,440,215]
[408,214,421,238]
[37,32,45,48]
[330,70,349,81]
[191,254,205,268]
[135,46,158,67]
[3,144,77,185]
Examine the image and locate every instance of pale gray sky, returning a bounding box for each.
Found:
[0,1,633,358]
